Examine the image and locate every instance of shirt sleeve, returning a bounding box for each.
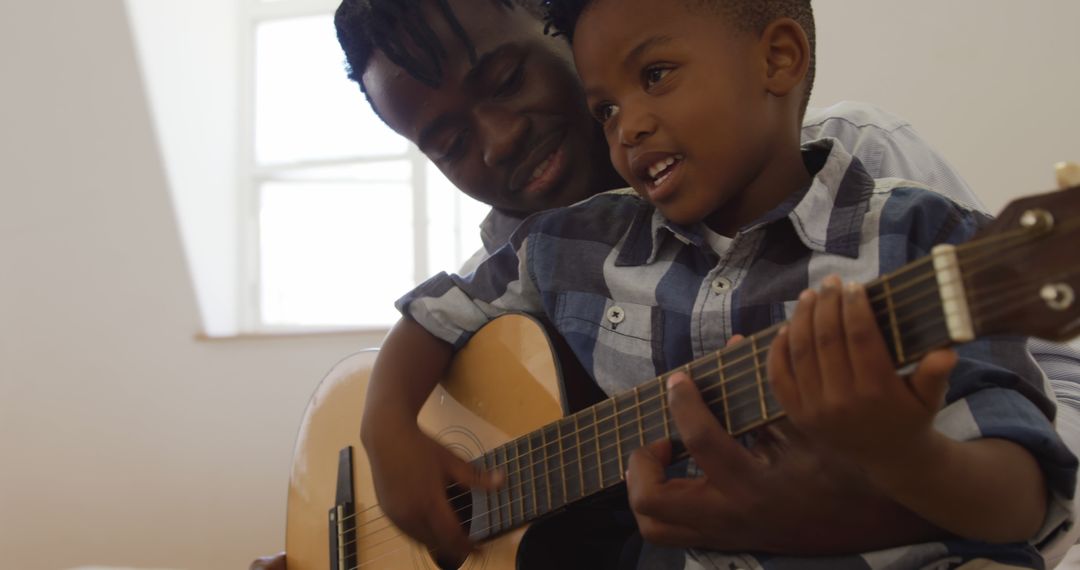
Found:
[881,187,1078,545]
[396,219,544,350]
[939,339,1077,544]
[803,101,986,211]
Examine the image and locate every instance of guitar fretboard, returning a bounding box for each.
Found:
[465,255,954,540]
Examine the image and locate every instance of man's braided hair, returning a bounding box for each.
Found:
[334,0,545,92]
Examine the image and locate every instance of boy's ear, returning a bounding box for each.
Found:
[760,18,810,99]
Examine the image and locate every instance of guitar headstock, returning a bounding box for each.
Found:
[961,166,1080,342]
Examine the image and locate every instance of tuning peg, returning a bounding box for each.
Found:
[1057,161,1080,189]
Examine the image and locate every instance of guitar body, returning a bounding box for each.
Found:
[285,314,568,570]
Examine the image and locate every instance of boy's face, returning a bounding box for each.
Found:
[362,0,616,216]
[574,0,783,228]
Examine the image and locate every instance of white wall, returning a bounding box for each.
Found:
[124,0,241,337]
[810,1,1080,213]
[0,2,383,569]
[1,1,1079,570]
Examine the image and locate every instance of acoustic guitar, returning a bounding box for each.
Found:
[285,175,1080,570]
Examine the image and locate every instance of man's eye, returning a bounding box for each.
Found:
[592,103,619,124]
[644,66,673,87]
[494,65,524,97]
[438,131,469,162]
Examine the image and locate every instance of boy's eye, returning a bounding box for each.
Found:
[644,66,673,88]
[592,102,619,124]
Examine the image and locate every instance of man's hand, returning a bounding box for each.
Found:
[625,335,947,554]
[249,552,285,570]
[365,422,501,566]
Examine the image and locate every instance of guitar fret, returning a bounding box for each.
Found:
[484,451,500,533]
[592,406,605,490]
[633,385,645,447]
[882,279,905,363]
[659,378,671,440]
[731,343,759,433]
[524,435,538,518]
[572,413,585,498]
[596,400,617,487]
[717,351,732,433]
[538,427,554,510]
[517,442,529,524]
[554,422,568,505]
[638,380,665,443]
[496,446,511,531]
[751,335,768,421]
[617,391,640,472]
[611,397,624,476]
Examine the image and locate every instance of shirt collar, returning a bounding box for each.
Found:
[616,137,875,267]
[479,208,526,254]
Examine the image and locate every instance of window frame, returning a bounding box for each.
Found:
[237,0,438,333]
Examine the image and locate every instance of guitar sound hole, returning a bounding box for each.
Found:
[434,483,472,570]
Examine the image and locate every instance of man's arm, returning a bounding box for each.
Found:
[361,317,500,567]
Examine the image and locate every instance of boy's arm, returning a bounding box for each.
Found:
[769,277,1065,543]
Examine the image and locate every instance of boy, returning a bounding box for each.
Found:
[366,0,1077,568]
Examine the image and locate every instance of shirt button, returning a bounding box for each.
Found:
[711,277,733,294]
[606,305,626,324]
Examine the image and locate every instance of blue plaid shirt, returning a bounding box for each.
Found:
[399,139,1076,569]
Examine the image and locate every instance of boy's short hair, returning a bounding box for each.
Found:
[544,0,816,115]
[334,0,545,93]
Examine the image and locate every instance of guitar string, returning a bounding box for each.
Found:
[352,278,1071,561]
[349,221,1080,563]
[344,221,1069,551]
[347,276,1080,565]
[345,280,987,548]
[341,221,1047,531]
[343,228,1019,531]
[349,214,1075,565]
[342,225,1052,538]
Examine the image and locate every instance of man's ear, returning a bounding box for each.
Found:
[760,18,810,99]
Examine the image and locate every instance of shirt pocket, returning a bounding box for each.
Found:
[554,290,662,395]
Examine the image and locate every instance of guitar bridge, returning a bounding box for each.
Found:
[328,447,357,570]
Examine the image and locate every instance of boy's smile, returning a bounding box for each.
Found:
[573,0,811,234]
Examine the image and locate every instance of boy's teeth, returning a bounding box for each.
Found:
[647,155,683,180]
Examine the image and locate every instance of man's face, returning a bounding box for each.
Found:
[573,0,780,228]
[362,0,615,216]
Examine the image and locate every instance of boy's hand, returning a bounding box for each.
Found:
[768,275,958,468]
[364,422,501,566]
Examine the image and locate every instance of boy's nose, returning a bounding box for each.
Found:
[475,104,530,167]
[617,107,656,147]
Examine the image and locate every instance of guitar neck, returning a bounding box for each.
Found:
[467,248,959,539]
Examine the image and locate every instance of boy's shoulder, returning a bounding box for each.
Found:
[520,187,650,246]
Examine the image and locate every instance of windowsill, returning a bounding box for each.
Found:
[194,326,390,342]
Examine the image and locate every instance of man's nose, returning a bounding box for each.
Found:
[617,104,656,148]
[475,104,530,167]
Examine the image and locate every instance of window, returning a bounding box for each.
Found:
[241,1,489,331]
